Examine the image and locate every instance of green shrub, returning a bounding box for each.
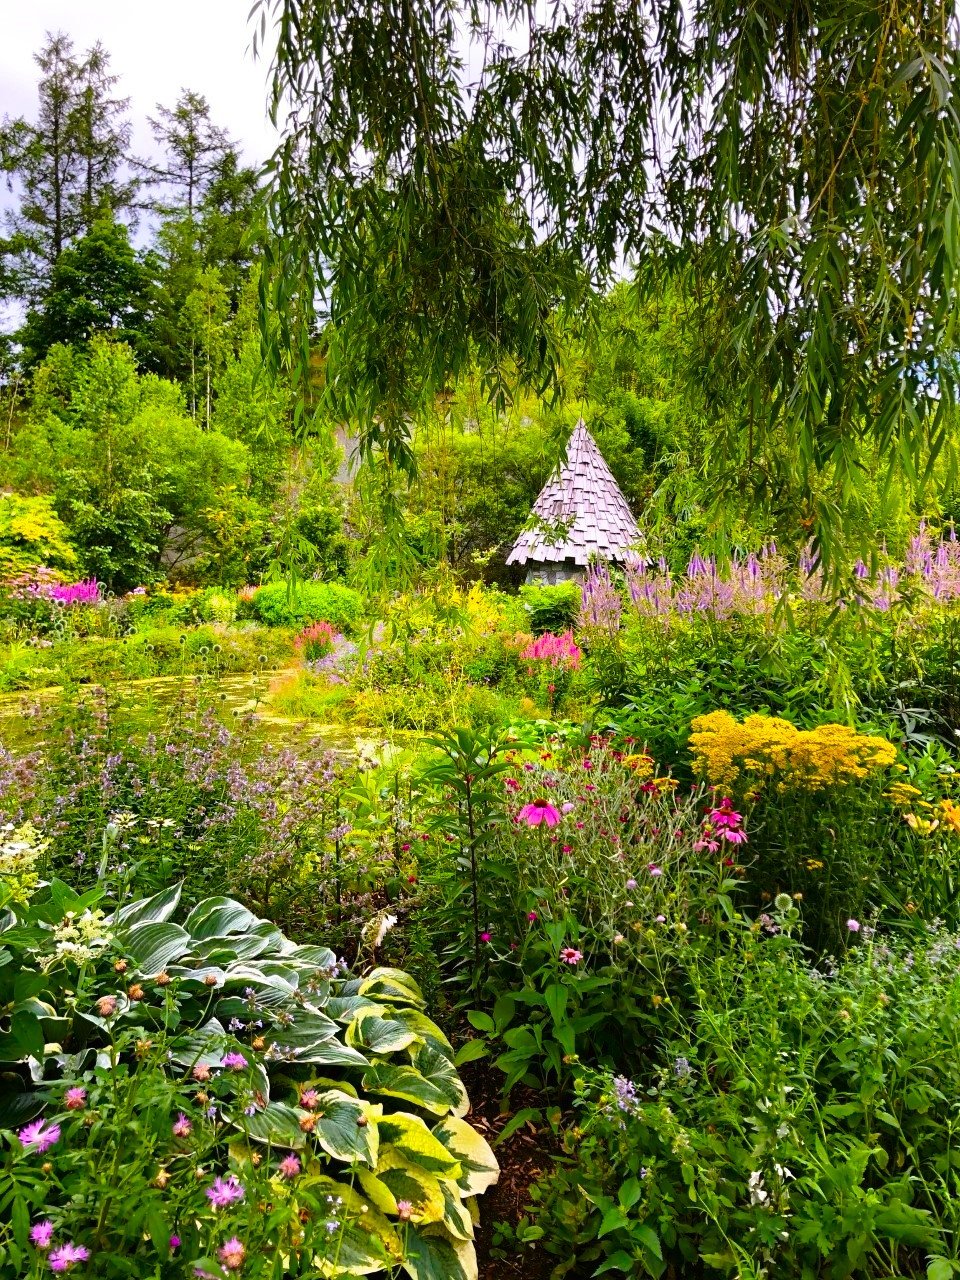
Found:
[0,871,497,1278]
[0,493,77,576]
[253,580,363,631]
[517,581,581,634]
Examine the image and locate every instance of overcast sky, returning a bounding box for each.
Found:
[1,0,279,166]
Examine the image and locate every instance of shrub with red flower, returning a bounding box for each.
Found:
[520,630,582,671]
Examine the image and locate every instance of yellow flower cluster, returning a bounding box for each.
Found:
[690,711,898,792]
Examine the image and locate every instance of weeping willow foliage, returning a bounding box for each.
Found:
[253,0,960,563]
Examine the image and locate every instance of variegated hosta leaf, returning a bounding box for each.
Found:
[305,1176,403,1277]
[325,994,387,1023]
[409,1042,469,1117]
[390,1008,454,1056]
[431,1116,499,1197]
[346,1009,419,1055]
[359,967,427,1008]
[238,1101,306,1148]
[402,1225,479,1280]
[183,896,262,939]
[362,1062,455,1116]
[311,1090,380,1167]
[376,1114,461,1178]
[363,1147,446,1225]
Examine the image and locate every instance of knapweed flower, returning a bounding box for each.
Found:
[561,801,575,814]
[560,947,583,965]
[396,1200,414,1221]
[172,1113,192,1138]
[94,995,117,1018]
[18,1120,60,1153]
[29,1220,54,1249]
[299,1089,319,1111]
[206,1175,245,1209]
[192,1064,212,1082]
[518,799,561,828]
[48,1243,90,1272]
[63,1087,86,1110]
[625,878,637,889]
[278,1154,301,1179]
[221,1052,248,1072]
[846,918,861,933]
[218,1237,246,1270]
[648,864,663,877]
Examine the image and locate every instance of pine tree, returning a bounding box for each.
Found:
[145,91,234,217]
[71,42,136,235]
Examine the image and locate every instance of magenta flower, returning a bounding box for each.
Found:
[846,918,861,933]
[30,1221,54,1249]
[299,1089,319,1111]
[480,931,492,943]
[172,1113,192,1138]
[527,911,538,922]
[63,1087,86,1111]
[18,1120,61,1153]
[221,1052,248,1071]
[518,799,562,828]
[48,1243,90,1272]
[278,1154,301,1179]
[625,878,637,889]
[169,1236,181,1249]
[396,1199,414,1221]
[206,1175,245,1209]
[560,947,583,965]
[648,863,663,877]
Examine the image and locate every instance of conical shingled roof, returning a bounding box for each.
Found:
[507,420,641,566]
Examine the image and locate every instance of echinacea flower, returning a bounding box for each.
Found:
[29,1221,54,1249]
[172,1113,192,1138]
[206,1175,245,1209]
[218,1237,246,1271]
[560,947,582,965]
[48,1243,90,1272]
[18,1120,60,1153]
[63,1087,86,1111]
[221,1052,248,1072]
[278,1154,301,1179]
[518,800,561,828]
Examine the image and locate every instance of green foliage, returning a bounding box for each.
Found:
[0,874,496,1278]
[517,582,581,635]
[252,580,362,630]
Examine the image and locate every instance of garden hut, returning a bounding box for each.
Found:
[507,419,641,583]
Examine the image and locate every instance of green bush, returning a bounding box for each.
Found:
[0,493,77,576]
[253,580,363,631]
[518,581,581,634]
[0,868,497,1278]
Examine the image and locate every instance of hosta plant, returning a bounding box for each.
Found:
[0,876,497,1278]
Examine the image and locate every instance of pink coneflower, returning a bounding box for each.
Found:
[206,1175,245,1209]
[48,1243,90,1272]
[278,1154,301,1179]
[560,947,583,965]
[172,1113,192,1138]
[518,799,561,828]
[63,1087,86,1111]
[221,1052,248,1071]
[218,1237,246,1270]
[29,1221,54,1249]
[18,1120,60,1153]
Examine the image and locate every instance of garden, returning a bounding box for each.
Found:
[4,2,960,1277]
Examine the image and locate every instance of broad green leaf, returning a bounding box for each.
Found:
[122,922,190,975]
[238,1102,305,1148]
[371,1147,446,1225]
[347,1011,418,1055]
[402,1226,478,1280]
[0,1011,44,1062]
[117,883,182,926]
[312,1090,379,1167]
[304,1176,402,1277]
[391,1008,453,1054]
[410,1043,469,1117]
[326,995,387,1023]
[359,968,426,1008]
[363,1063,455,1116]
[183,897,262,940]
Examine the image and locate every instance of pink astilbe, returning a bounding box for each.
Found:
[521,631,582,671]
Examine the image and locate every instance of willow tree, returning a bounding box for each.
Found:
[254,0,960,557]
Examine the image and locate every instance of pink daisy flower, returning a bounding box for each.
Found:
[518,799,561,828]
[560,947,583,965]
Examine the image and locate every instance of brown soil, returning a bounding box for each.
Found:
[462,1062,562,1280]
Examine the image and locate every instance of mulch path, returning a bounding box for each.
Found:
[461,1062,563,1280]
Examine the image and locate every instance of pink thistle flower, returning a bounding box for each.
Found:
[278,1154,301,1179]
[625,878,637,889]
[299,1089,319,1111]
[218,1237,246,1271]
[846,918,861,933]
[648,864,663,877]
[172,1113,192,1138]
[30,1221,54,1249]
[18,1120,60,1153]
[561,801,575,814]
[63,1087,86,1111]
[48,1243,90,1272]
[206,1175,245,1209]
[518,799,561,828]
[221,1052,248,1072]
[396,1199,414,1221]
[560,947,583,965]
